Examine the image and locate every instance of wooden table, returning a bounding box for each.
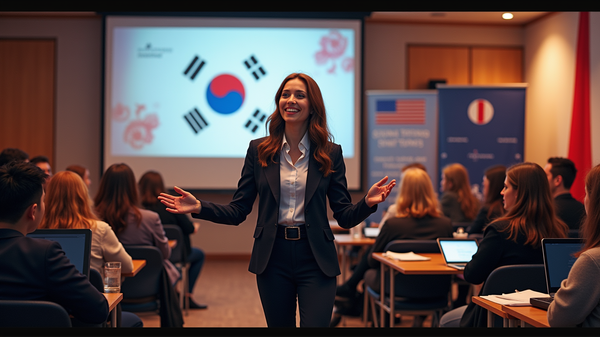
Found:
[371,252,462,327]
[334,234,375,284]
[503,305,550,327]
[471,296,519,327]
[103,292,123,328]
[122,259,146,278]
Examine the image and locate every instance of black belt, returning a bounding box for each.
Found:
[276,225,307,240]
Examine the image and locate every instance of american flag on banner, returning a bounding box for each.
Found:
[375,99,426,125]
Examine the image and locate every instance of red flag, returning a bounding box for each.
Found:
[568,12,591,202]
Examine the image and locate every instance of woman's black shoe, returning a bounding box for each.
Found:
[188,298,208,309]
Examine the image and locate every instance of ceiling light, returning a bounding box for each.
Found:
[502,13,514,20]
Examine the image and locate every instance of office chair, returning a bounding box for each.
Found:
[121,245,164,313]
[163,224,190,315]
[477,264,546,327]
[364,240,451,327]
[0,300,72,327]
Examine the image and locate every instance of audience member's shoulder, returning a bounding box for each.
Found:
[139,207,160,220]
[486,219,510,232]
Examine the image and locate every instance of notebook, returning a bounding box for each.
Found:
[436,238,479,270]
[530,238,584,310]
[27,229,92,277]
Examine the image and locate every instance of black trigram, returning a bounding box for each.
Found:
[244,109,267,134]
[184,108,209,134]
[183,56,206,81]
[243,55,267,81]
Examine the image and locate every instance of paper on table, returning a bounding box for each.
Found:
[383,251,431,261]
[480,289,550,306]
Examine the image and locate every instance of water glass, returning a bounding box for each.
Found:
[104,262,121,293]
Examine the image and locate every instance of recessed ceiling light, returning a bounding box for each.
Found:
[502,13,514,20]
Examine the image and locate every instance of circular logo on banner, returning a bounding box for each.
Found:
[206,74,245,115]
[467,99,494,125]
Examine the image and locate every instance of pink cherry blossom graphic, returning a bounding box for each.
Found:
[341,57,354,72]
[314,30,353,74]
[121,104,160,150]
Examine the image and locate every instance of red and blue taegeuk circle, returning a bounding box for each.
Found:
[206,74,245,115]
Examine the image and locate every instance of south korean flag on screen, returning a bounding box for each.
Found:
[109,26,355,158]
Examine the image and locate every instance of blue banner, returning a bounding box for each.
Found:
[437,85,526,197]
[366,91,438,224]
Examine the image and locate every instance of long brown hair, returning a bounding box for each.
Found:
[494,162,568,247]
[138,170,164,208]
[39,171,98,230]
[94,163,141,234]
[257,73,334,176]
[442,163,479,220]
[577,164,600,257]
[484,165,507,219]
[395,168,441,218]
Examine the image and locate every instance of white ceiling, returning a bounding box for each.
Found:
[368,12,552,25]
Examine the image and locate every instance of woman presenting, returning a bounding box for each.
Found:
[159,73,395,327]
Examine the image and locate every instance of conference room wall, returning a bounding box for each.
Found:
[0,13,598,256]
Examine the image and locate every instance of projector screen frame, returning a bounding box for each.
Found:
[100,12,368,193]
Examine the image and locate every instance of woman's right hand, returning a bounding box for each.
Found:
[158,186,201,214]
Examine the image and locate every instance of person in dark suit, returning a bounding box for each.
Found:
[0,161,109,325]
[544,157,586,231]
[159,73,396,327]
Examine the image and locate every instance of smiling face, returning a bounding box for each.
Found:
[278,78,311,131]
[501,176,518,211]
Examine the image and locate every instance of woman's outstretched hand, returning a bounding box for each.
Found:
[365,176,396,208]
[158,186,201,214]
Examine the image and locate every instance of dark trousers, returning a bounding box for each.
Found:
[256,235,336,327]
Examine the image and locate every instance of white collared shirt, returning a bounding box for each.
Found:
[277,133,310,226]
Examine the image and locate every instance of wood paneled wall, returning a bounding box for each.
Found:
[407,45,523,89]
[0,39,55,163]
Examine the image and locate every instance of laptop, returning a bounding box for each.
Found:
[530,238,584,310]
[363,227,381,238]
[436,238,479,270]
[27,229,93,277]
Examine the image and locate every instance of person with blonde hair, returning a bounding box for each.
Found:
[39,170,133,275]
[440,162,568,327]
[440,163,479,223]
[548,163,600,327]
[364,168,453,287]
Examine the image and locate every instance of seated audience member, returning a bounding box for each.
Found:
[138,170,207,309]
[468,165,506,235]
[38,170,141,327]
[39,170,134,275]
[30,155,53,180]
[66,164,92,187]
[94,163,180,286]
[0,148,29,166]
[544,157,586,230]
[0,162,108,325]
[440,162,568,327]
[548,163,600,327]
[440,163,479,223]
[379,162,427,226]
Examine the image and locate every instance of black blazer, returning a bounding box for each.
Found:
[193,137,376,277]
[0,228,109,324]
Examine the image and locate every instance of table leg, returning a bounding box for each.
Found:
[111,307,117,328]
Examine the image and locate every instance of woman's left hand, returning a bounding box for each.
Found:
[365,176,396,208]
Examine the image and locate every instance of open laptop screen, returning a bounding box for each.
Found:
[437,238,479,264]
[27,229,92,277]
[542,238,584,294]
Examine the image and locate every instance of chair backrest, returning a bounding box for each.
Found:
[480,264,546,327]
[121,245,163,300]
[0,300,72,327]
[383,240,450,299]
[162,224,187,264]
[482,264,546,295]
